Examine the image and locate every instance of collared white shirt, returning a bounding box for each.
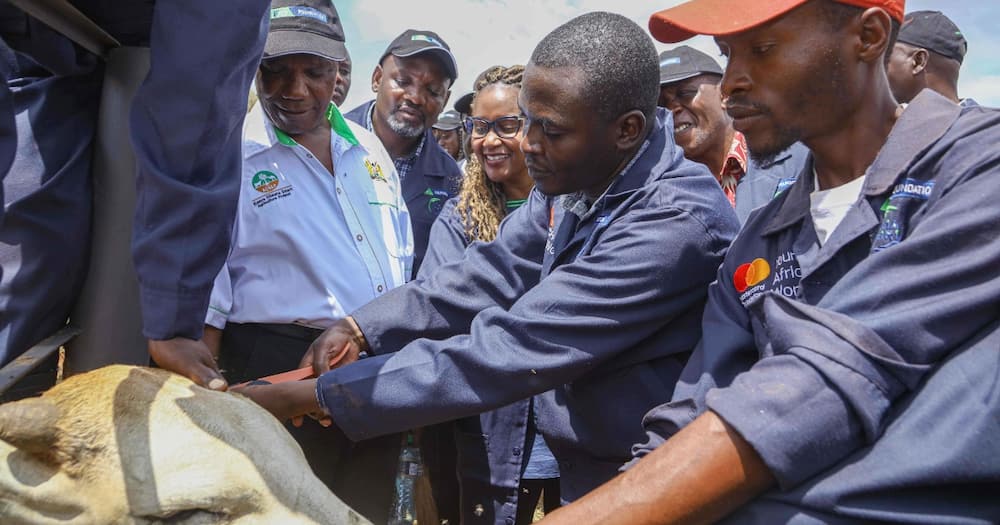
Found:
[206,103,413,329]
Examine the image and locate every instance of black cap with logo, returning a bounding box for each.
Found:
[898,10,967,64]
[657,45,724,85]
[380,29,458,82]
[265,0,348,62]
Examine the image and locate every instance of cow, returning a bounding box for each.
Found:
[0,365,370,524]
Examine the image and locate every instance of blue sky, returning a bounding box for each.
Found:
[336,0,999,112]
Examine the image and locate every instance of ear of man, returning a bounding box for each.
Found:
[371,64,383,92]
[613,110,647,153]
[856,7,895,64]
[910,48,929,75]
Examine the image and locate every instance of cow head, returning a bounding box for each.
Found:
[0,365,368,524]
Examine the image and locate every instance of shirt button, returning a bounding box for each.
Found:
[306,153,313,158]
[336,187,342,194]
[377,284,384,292]
[512,447,521,456]
[356,234,363,241]
[473,504,485,517]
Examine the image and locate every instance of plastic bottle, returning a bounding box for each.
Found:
[389,432,422,525]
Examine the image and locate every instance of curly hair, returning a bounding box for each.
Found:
[455,64,525,242]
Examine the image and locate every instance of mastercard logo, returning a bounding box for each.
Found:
[734,258,771,293]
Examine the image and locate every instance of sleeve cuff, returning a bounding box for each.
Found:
[705,353,866,489]
[204,305,228,330]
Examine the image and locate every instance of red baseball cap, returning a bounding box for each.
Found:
[649,0,905,43]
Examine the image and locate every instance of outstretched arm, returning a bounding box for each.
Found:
[541,411,774,525]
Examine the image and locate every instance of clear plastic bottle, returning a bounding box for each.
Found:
[389,432,422,525]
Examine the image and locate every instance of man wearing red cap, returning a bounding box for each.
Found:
[541,1,1000,523]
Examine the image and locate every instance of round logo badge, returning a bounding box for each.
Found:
[733,258,771,293]
[252,170,280,193]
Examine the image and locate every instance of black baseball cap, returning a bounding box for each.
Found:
[898,10,967,64]
[264,0,348,62]
[658,45,723,85]
[432,110,462,131]
[380,29,458,82]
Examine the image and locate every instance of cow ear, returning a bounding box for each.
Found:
[0,398,61,460]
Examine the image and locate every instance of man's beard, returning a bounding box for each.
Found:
[386,107,425,138]
[747,120,803,167]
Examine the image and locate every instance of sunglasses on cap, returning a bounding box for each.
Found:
[464,115,524,138]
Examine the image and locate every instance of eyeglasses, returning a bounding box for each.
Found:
[464,116,524,138]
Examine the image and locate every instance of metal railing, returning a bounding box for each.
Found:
[0,326,79,398]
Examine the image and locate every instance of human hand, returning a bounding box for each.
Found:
[299,316,369,375]
[231,379,329,426]
[149,337,227,391]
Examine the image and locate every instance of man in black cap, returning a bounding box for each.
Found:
[658,46,806,223]
[345,29,463,277]
[887,10,969,105]
[432,109,463,161]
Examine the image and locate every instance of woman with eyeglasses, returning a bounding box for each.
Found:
[418,65,559,525]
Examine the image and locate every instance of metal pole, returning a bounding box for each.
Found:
[64,47,150,374]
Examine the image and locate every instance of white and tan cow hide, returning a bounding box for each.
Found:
[0,365,370,525]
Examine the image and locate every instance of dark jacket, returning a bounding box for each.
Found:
[419,198,543,524]
[1,1,269,358]
[317,108,740,502]
[636,91,1000,524]
[0,28,99,364]
[734,142,809,224]
[345,100,462,277]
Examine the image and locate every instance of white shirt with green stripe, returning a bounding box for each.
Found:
[206,103,412,329]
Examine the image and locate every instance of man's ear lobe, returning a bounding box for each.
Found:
[616,110,647,150]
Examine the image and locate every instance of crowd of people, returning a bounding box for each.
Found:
[1,0,997,524]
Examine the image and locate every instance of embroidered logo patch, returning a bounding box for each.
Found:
[411,34,444,47]
[252,170,280,193]
[423,188,450,212]
[736,251,803,306]
[872,178,934,253]
[734,258,770,293]
[364,158,387,182]
[773,176,797,197]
